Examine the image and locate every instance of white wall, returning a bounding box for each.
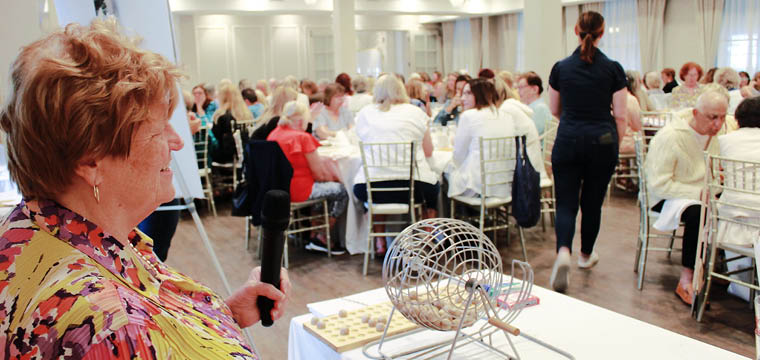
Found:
[176,13,435,89]
[0,1,45,99]
[663,0,703,73]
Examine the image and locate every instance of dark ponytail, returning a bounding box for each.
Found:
[576,11,605,64]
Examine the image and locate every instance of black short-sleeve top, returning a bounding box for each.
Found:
[549,46,626,137]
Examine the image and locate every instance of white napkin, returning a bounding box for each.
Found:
[652,199,700,231]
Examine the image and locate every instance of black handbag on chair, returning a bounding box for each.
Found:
[512,135,541,228]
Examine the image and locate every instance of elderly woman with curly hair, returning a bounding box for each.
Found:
[0,19,290,359]
[670,62,705,109]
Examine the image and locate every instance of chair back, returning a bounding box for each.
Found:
[693,152,760,319]
[358,141,416,208]
[634,134,651,210]
[478,136,518,199]
[541,116,559,177]
[235,119,256,139]
[233,129,244,169]
[194,127,209,170]
[640,111,673,153]
[244,140,294,224]
[703,153,760,232]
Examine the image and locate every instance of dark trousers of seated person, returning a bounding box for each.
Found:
[651,201,701,269]
[353,181,440,210]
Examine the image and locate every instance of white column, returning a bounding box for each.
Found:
[523,0,563,89]
[0,1,43,89]
[564,5,580,57]
[332,0,357,75]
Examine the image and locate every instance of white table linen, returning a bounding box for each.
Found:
[317,130,454,255]
[288,286,749,360]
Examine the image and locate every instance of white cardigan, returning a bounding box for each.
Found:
[447,104,547,199]
[353,103,437,185]
[645,109,723,206]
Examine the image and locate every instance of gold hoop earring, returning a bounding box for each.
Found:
[93,185,100,204]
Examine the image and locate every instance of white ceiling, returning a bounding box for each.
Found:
[169,0,602,17]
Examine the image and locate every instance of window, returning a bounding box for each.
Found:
[724,33,759,71]
[717,0,760,75]
[452,19,474,74]
[309,30,334,81]
[413,33,440,74]
[599,0,642,71]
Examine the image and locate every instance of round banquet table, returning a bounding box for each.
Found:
[316,129,453,255]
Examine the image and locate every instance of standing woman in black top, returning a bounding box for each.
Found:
[547,11,628,292]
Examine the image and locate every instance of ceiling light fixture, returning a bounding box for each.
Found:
[450,0,465,7]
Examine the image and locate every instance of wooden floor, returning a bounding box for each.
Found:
[165,192,755,359]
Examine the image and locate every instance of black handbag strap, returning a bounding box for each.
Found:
[516,135,528,163]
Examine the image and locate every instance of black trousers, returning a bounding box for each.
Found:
[651,201,701,269]
[137,199,180,261]
[552,134,618,255]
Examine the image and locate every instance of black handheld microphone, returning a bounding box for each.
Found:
[257,190,290,327]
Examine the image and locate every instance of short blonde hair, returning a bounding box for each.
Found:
[714,67,741,90]
[213,79,253,124]
[0,18,181,200]
[406,79,426,100]
[259,86,297,124]
[373,75,409,111]
[492,76,510,104]
[352,75,369,93]
[256,79,270,96]
[278,100,309,127]
[497,71,515,88]
[644,71,661,89]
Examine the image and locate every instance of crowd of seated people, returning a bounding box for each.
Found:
[186,55,760,303]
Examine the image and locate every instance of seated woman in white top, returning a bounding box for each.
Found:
[493,77,549,184]
[313,83,354,140]
[448,78,519,199]
[353,74,439,254]
[348,75,374,117]
[716,97,760,247]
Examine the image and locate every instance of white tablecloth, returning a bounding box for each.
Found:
[317,144,453,255]
[288,286,749,360]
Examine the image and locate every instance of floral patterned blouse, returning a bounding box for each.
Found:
[0,200,256,359]
[668,83,705,109]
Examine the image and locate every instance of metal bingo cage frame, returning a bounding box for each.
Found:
[362,218,574,359]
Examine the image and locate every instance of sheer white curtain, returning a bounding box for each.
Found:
[488,13,522,72]
[716,0,760,74]
[600,0,642,71]
[516,13,525,72]
[637,0,666,72]
[696,0,726,68]
[581,2,603,13]
[470,17,483,72]
[452,19,475,74]
[441,21,455,73]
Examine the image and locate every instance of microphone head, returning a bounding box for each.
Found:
[261,190,291,231]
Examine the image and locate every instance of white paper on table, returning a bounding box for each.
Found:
[307,288,388,318]
[330,130,351,146]
[307,298,367,319]
[653,199,700,231]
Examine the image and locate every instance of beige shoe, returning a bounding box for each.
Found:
[577,251,599,269]
[550,251,571,293]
